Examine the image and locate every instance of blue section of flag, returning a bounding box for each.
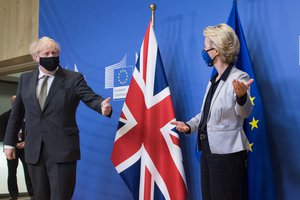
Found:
[114,66,133,87]
[154,49,169,96]
[154,183,165,200]
[120,159,141,200]
[227,1,276,199]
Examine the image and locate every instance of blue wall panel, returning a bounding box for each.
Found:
[39,0,300,199]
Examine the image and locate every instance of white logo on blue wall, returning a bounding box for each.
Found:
[105,55,134,99]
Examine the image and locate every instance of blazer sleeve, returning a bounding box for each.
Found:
[74,73,108,115]
[186,112,202,133]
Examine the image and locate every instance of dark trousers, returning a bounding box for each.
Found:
[7,149,34,199]
[27,142,77,200]
[200,137,247,200]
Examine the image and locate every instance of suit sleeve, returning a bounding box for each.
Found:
[0,110,10,141]
[4,77,25,146]
[74,73,111,116]
[186,112,202,133]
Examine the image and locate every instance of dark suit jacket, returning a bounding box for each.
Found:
[4,67,106,164]
[0,109,11,141]
[0,109,25,142]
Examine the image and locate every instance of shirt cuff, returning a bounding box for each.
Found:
[236,93,247,106]
[184,122,191,134]
[4,145,15,149]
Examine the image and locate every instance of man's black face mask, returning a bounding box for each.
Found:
[39,56,59,71]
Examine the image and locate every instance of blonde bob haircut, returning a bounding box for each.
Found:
[29,36,60,59]
[203,23,240,64]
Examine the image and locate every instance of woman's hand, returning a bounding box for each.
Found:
[170,121,190,133]
[232,79,254,98]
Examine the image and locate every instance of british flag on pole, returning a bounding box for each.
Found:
[111,21,187,200]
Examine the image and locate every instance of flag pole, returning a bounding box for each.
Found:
[150,3,157,29]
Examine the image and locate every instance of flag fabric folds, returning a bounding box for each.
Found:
[111,21,187,200]
[227,1,276,199]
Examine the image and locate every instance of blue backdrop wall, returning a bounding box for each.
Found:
[39,0,300,199]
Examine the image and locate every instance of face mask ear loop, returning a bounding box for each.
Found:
[210,54,218,66]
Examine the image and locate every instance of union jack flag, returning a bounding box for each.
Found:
[111,21,188,200]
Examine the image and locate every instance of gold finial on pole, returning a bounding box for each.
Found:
[150,3,157,29]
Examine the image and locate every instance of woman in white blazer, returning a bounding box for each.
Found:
[172,23,254,200]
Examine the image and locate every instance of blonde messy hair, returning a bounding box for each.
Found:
[29,36,60,59]
[203,23,240,64]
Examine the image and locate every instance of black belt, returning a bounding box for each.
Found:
[199,134,207,140]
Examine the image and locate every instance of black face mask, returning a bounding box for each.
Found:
[39,56,60,71]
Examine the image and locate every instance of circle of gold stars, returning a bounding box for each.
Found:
[118,69,128,85]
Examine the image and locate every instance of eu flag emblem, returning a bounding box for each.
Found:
[114,66,133,87]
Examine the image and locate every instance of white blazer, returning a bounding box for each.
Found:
[186,66,253,154]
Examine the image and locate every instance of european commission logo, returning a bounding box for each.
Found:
[105,55,134,99]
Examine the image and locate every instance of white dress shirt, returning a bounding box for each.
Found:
[36,68,56,97]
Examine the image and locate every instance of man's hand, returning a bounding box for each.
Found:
[101,97,112,116]
[4,148,16,160]
[16,142,25,149]
[170,121,190,133]
[232,79,254,98]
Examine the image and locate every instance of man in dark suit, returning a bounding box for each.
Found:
[0,96,34,200]
[3,37,112,200]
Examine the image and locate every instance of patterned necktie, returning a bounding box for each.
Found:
[38,75,49,110]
